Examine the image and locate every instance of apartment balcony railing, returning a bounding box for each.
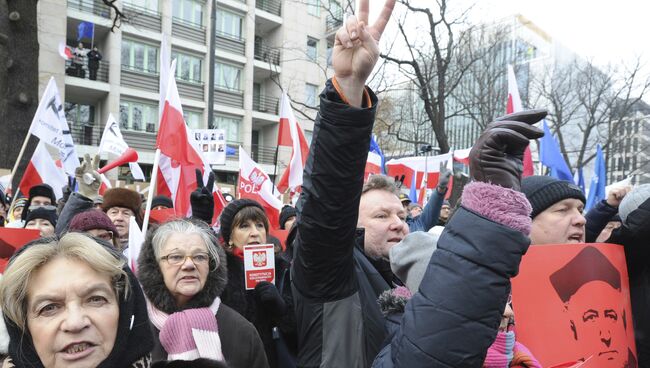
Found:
[122,3,162,31]
[254,43,280,65]
[172,17,207,44]
[69,120,101,146]
[67,0,111,18]
[214,86,244,108]
[177,78,205,101]
[215,30,246,56]
[253,94,279,114]
[326,11,343,33]
[65,59,109,83]
[120,65,159,91]
[226,142,276,165]
[255,0,281,16]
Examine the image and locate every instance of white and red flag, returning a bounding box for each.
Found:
[238,147,283,230]
[507,64,534,176]
[18,142,67,200]
[156,61,227,220]
[58,41,73,60]
[386,153,454,200]
[98,114,145,181]
[276,92,309,193]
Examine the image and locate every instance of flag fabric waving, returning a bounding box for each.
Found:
[408,168,418,203]
[99,114,145,180]
[28,77,80,175]
[77,21,94,41]
[365,135,385,180]
[574,167,586,194]
[18,142,68,200]
[238,147,283,230]
[540,120,573,182]
[58,42,73,60]
[507,65,534,177]
[156,60,227,219]
[276,92,309,193]
[585,144,606,211]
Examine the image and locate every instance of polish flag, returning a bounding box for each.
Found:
[452,147,472,166]
[238,147,283,230]
[18,142,67,200]
[156,60,227,220]
[58,41,72,60]
[386,154,453,200]
[276,93,309,193]
[507,65,534,176]
[417,167,428,206]
[365,150,383,180]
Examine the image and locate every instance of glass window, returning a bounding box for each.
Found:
[305,83,318,107]
[119,100,159,132]
[214,62,242,91]
[172,0,203,26]
[307,37,318,61]
[64,102,95,126]
[307,0,320,16]
[124,0,159,12]
[122,39,158,74]
[213,115,240,142]
[184,111,203,129]
[172,51,203,83]
[217,9,243,39]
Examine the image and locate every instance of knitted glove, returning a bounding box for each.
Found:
[75,154,101,200]
[437,161,452,192]
[190,169,214,223]
[254,281,286,316]
[470,110,545,191]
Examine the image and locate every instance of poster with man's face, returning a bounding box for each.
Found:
[512,243,637,368]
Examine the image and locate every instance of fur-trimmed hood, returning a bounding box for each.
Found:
[137,221,228,314]
[377,286,412,317]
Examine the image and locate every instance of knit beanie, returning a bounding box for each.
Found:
[279,205,297,229]
[69,210,118,234]
[389,231,439,292]
[28,184,56,205]
[23,207,57,227]
[521,176,586,218]
[218,199,264,245]
[152,195,174,209]
[619,184,650,224]
[102,188,142,215]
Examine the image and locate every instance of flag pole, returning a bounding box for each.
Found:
[7,134,32,210]
[271,146,279,194]
[141,148,161,236]
[91,23,95,49]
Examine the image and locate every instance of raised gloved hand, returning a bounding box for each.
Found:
[469,110,546,191]
[75,154,101,200]
[437,161,452,193]
[255,281,287,316]
[190,169,214,223]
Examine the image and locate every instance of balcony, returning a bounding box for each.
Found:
[177,78,205,101]
[65,59,109,83]
[255,0,281,16]
[253,93,279,114]
[214,86,244,109]
[326,11,343,34]
[215,30,246,56]
[172,18,207,44]
[122,130,158,151]
[69,120,101,147]
[254,43,281,65]
[122,3,162,32]
[67,0,111,18]
[226,142,276,165]
[120,65,159,92]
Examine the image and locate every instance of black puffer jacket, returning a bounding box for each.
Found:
[137,221,269,368]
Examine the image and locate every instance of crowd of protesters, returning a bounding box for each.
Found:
[0,0,648,367]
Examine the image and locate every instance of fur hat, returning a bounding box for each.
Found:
[69,210,118,234]
[521,176,585,218]
[23,207,58,227]
[102,188,142,215]
[218,199,264,245]
[151,195,173,209]
[279,205,297,229]
[28,184,56,205]
[619,184,650,224]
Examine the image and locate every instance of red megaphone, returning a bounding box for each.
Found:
[98,148,139,174]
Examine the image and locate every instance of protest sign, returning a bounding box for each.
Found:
[191,129,226,165]
[243,244,275,290]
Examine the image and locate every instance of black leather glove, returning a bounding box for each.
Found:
[255,281,287,316]
[190,169,214,223]
[470,109,546,191]
[437,161,452,193]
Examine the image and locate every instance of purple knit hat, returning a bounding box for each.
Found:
[69,210,119,234]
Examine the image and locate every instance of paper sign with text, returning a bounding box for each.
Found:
[243,244,275,290]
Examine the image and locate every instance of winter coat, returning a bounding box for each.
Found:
[220,251,296,368]
[373,182,533,367]
[607,197,650,366]
[406,187,446,232]
[55,192,93,236]
[87,49,102,69]
[584,199,618,242]
[291,79,391,368]
[137,224,269,368]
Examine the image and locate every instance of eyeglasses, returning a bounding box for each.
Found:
[160,252,211,266]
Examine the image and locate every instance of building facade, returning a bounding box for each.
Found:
[608,100,650,185]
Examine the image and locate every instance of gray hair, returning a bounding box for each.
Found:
[362,175,400,196]
[151,219,221,267]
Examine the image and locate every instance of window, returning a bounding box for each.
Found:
[173,0,203,26]
[64,102,95,126]
[184,111,203,129]
[305,83,318,107]
[216,9,243,39]
[307,37,318,61]
[119,100,158,133]
[122,39,158,74]
[213,114,240,142]
[326,39,333,66]
[123,0,159,12]
[307,0,320,16]
[214,62,242,91]
[171,51,203,83]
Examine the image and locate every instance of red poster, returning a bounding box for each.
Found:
[512,243,637,368]
[0,228,41,272]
